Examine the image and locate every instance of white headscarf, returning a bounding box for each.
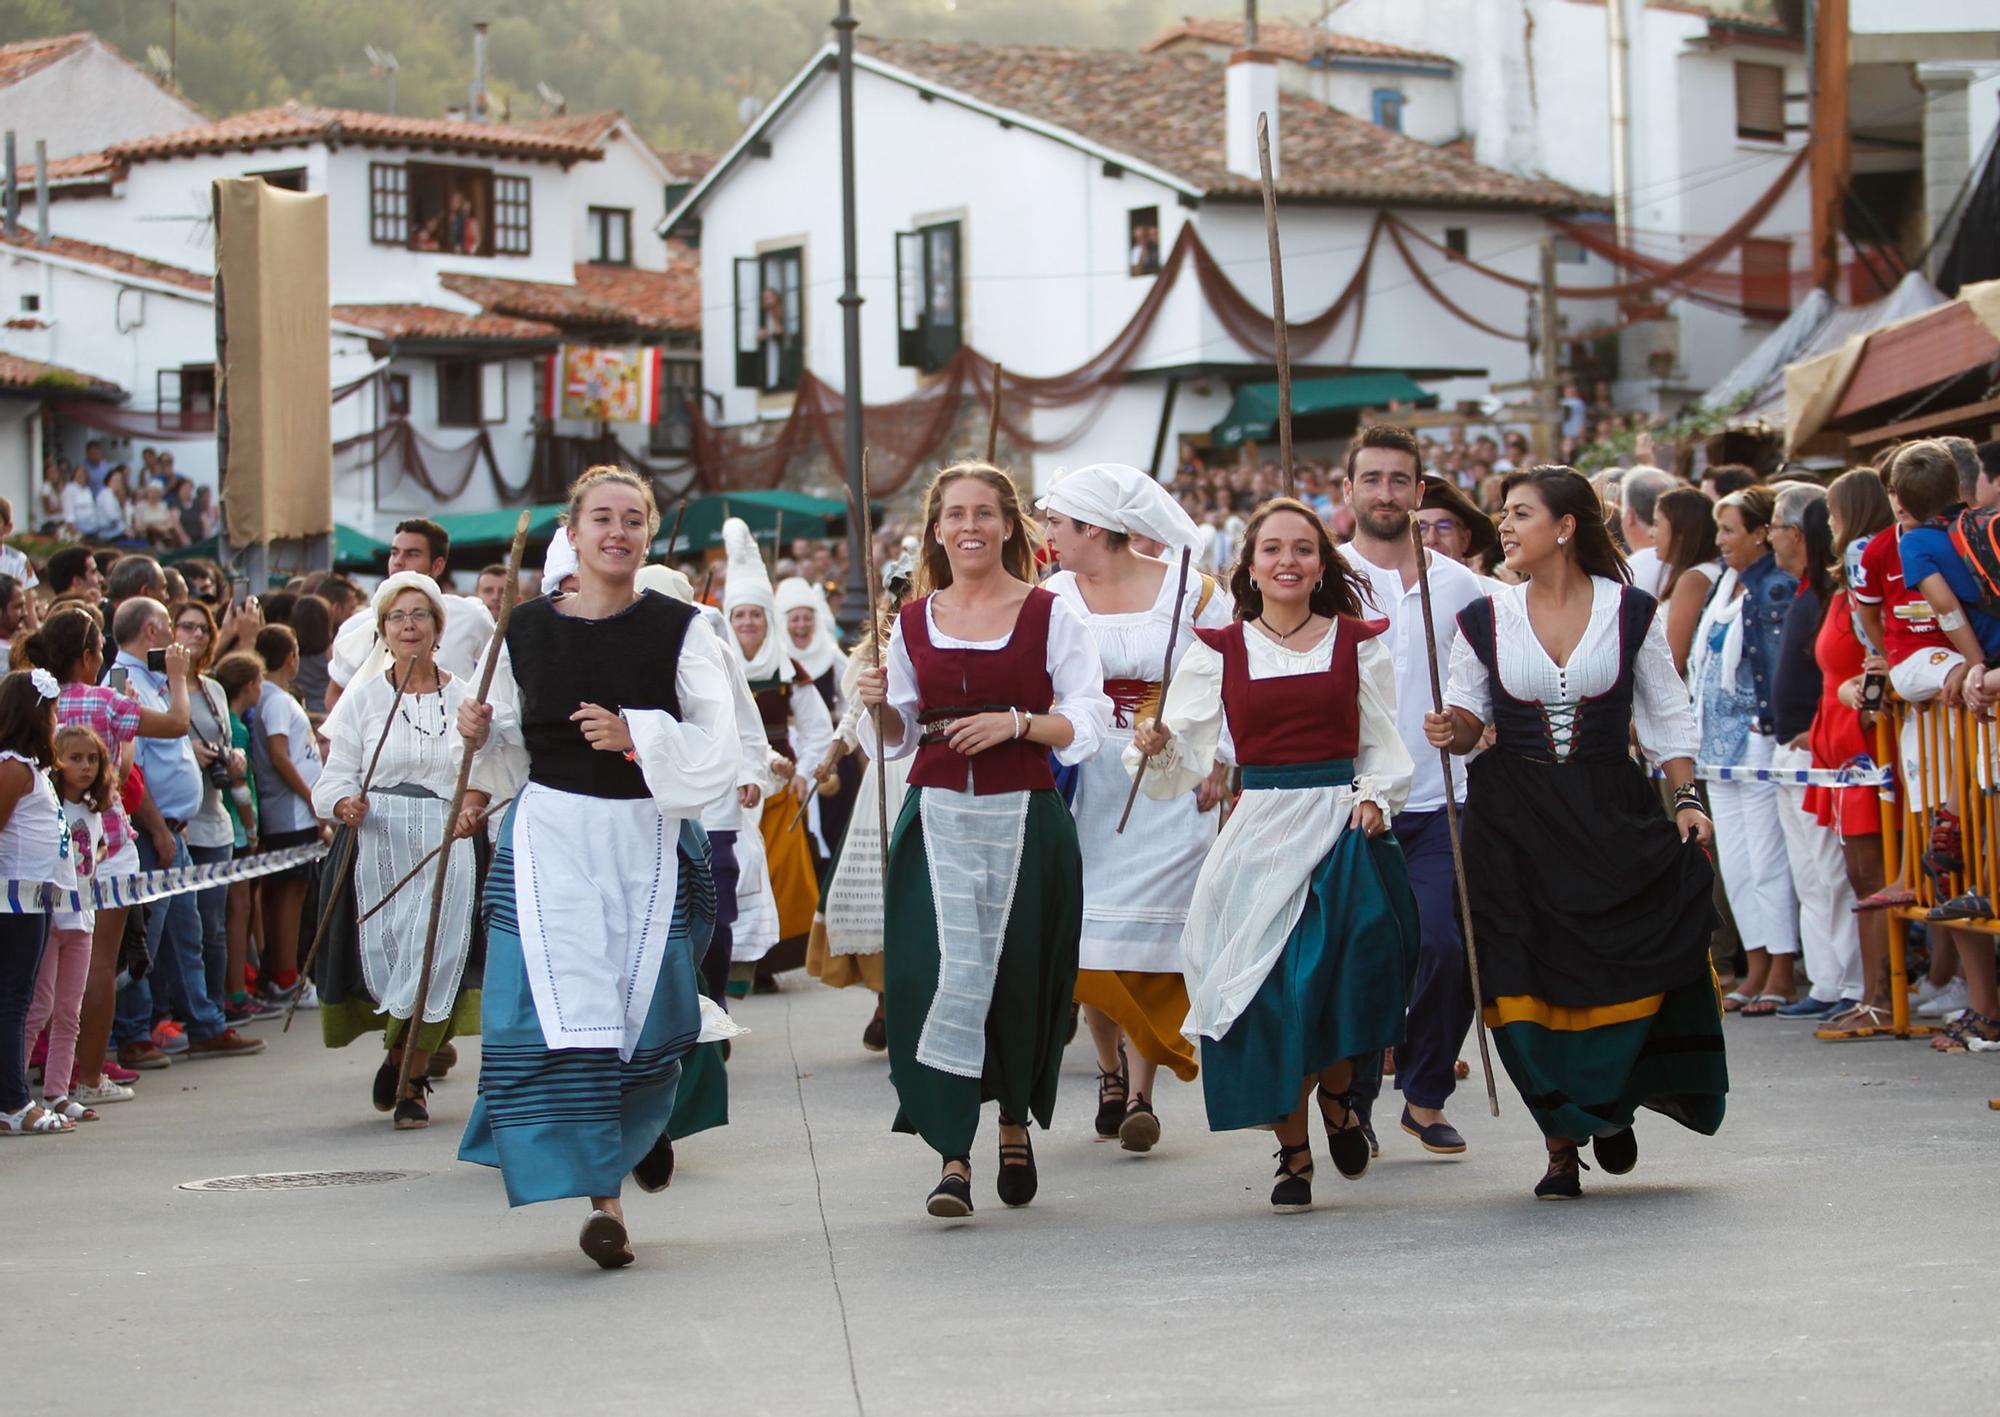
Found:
[635,563,695,603]
[327,572,452,731]
[773,575,844,680]
[1037,462,1201,553]
[720,517,788,682]
[540,526,578,596]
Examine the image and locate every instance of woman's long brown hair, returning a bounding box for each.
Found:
[913,462,1043,598]
[1226,497,1368,621]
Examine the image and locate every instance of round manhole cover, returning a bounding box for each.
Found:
[179,1169,425,1192]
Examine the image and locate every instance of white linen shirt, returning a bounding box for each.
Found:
[1337,541,1485,811]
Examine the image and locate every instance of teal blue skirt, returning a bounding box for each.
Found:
[459,806,715,1206]
[1200,766,1420,1132]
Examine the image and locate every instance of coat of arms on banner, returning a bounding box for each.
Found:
[552,346,661,423]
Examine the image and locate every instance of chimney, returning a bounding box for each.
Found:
[1226,47,1279,182]
[469,21,490,123]
[34,140,48,245]
[3,131,16,237]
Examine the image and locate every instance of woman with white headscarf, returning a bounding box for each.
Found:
[310,572,498,1131]
[1040,464,1232,1154]
[776,574,856,861]
[722,518,832,989]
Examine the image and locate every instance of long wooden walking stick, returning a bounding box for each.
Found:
[985,362,1004,464]
[1117,546,1194,834]
[284,659,411,1032]
[1256,114,1295,501]
[662,497,687,561]
[394,510,531,1099]
[1409,517,1499,1117]
[843,459,889,875]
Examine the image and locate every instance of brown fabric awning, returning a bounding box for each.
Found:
[216,177,332,543]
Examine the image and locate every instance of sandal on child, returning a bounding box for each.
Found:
[44,1096,97,1123]
[0,1102,76,1136]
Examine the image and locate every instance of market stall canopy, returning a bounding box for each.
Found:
[1700,270,1944,428]
[1784,278,2000,456]
[1210,372,1436,450]
[668,488,883,555]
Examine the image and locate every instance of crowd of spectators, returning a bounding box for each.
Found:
[35,441,219,551]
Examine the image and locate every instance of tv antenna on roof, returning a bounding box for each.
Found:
[536,81,566,116]
[365,45,400,114]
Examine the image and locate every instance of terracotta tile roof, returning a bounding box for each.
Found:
[0,32,92,88]
[0,351,122,398]
[511,110,624,147]
[572,247,701,332]
[656,148,717,183]
[436,245,702,335]
[1143,17,1451,67]
[859,38,1600,211]
[10,150,122,189]
[331,304,560,342]
[106,101,604,165]
[0,227,211,292]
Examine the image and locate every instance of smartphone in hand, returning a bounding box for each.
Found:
[109,666,130,693]
[146,647,169,673]
[1860,671,1887,714]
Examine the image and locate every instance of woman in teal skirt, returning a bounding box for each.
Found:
[456,467,743,1267]
[1425,466,1725,1200]
[856,461,1110,1220]
[1133,498,1420,1214]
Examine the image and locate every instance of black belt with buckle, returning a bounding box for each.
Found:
[162,818,188,833]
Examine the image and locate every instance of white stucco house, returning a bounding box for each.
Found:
[0,73,706,538]
[663,35,1614,495]
[0,31,204,163]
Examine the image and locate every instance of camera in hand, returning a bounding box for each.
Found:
[203,739,233,791]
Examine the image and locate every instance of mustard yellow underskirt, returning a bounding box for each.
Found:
[1075,968,1198,1082]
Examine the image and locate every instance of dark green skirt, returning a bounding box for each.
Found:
[884,787,1081,1159]
[667,966,728,1141]
[1199,824,1420,1131]
[1488,976,1728,1141]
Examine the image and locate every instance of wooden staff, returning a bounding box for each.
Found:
[283,658,411,1033]
[1117,546,1193,834]
[354,796,513,928]
[394,510,531,1099]
[985,362,1004,464]
[698,567,715,605]
[1409,516,1499,1117]
[1256,113,1295,501]
[662,498,688,561]
[844,457,889,875]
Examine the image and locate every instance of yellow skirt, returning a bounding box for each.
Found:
[805,915,885,992]
[1075,968,1198,1082]
[760,793,820,943]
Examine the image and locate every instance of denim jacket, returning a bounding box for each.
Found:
[1736,552,1798,735]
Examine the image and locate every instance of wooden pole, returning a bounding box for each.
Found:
[1117,546,1193,834]
[1536,236,1560,465]
[662,497,687,562]
[843,458,889,875]
[393,510,531,1099]
[985,362,1004,464]
[284,659,410,1032]
[1256,113,1294,501]
[1810,0,1851,294]
[1409,517,1499,1117]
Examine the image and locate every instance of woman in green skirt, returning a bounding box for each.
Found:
[856,461,1110,1219]
[1425,466,1726,1200]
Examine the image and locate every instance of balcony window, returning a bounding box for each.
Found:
[438,359,508,427]
[895,220,962,372]
[589,206,633,266]
[155,365,216,433]
[369,161,530,256]
[735,247,804,392]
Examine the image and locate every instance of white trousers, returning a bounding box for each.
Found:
[1772,744,1863,1002]
[1708,731,1800,958]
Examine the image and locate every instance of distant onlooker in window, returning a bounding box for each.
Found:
[61,465,96,539]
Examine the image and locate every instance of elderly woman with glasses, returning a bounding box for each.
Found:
[308,572,495,1131]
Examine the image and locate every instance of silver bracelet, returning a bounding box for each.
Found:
[1010,708,1022,739]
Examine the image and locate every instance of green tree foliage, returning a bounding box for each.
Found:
[0,0,1208,151]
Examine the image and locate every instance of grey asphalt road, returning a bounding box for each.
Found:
[3,978,1994,1417]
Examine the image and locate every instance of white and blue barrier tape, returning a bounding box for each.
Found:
[1651,758,1896,789]
[0,841,328,914]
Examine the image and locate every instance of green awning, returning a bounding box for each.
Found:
[164,524,391,576]
[1210,373,1438,450]
[430,504,570,567]
[666,489,882,556]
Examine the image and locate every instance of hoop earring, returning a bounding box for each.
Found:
[1315,577,1325,591]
